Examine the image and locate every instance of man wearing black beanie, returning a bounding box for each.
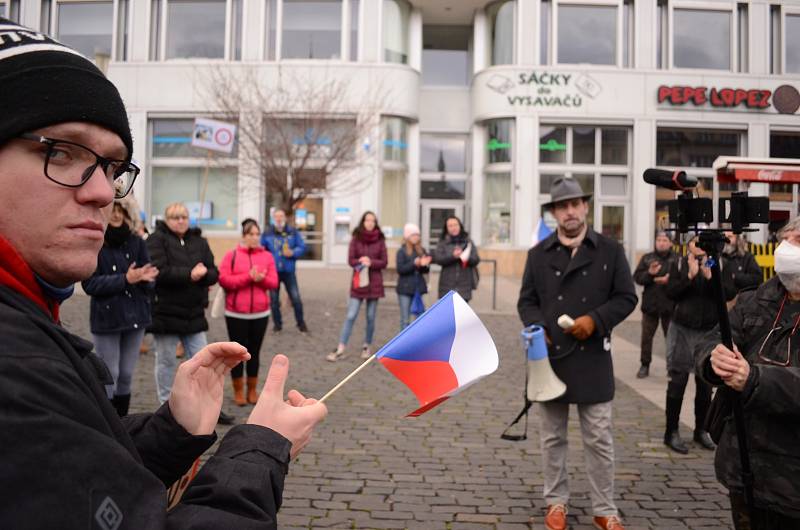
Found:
[0,17,327,529]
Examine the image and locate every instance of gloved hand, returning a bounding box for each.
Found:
[568,315,596,341]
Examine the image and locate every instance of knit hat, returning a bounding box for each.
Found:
[403,223,421,239]
[0,18,132,159]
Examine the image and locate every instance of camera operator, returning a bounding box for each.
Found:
[663,233,736,454]
[698,218,800,529]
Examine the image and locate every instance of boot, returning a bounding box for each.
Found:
[694,430,716,450]
[247,376,259,404]
[112,394,131,417]
[636,364,649,378]
[664,396,689,454]
[232,377,246,406]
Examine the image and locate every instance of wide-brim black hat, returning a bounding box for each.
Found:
[542,177,592,208]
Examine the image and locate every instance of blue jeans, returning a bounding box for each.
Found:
[339,297,378,346]
[398,293,413,330]
[270,271,305,327]
[153,332,207,404]
[92,328,146,398]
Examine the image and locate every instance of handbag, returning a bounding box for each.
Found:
[211,249,237,318]
[410,288,425,316]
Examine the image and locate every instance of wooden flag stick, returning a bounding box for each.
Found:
[319,354,377,403]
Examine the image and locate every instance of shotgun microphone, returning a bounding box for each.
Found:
[643,169,697,191]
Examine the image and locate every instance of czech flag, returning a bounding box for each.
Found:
[375,291,499,416]
[532,217,554,246]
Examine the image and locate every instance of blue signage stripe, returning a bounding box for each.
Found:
[153,136,192,144]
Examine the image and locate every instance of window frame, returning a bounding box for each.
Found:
[380,0,411,65]
[483,118,515,247]
[666,1,744,72]
[49,0,116,62]
[147,0,240,61]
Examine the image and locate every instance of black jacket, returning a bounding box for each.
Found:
[82,232,153,334]
[147,222,218,335]
[0,286,290,529]
[697,278,800,519]
[395,246,429,296]
[665,255,736,330]
[517,230,638,403]
[434,235,480,301]
[633,250,677,315]
[722,250,763,293]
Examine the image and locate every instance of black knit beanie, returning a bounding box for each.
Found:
[0,17,133,159]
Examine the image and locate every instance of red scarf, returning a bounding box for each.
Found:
[0,235,58,321]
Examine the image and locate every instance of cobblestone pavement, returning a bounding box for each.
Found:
[61,269,734,530]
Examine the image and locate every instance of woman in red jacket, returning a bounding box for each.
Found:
[327,211,388,362]
[218,219,279,405]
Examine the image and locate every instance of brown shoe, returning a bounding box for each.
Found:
[246,376,259,404]
[593,515,625,530]
[544,504,567,530]
[232,377,246,406]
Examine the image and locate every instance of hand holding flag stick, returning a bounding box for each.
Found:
[318,292,499,416]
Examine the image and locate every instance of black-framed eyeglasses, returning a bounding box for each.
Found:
[757,293,800,367]
[19,133,140,199]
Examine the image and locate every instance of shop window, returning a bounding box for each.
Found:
[770,131,800,159]
[151,167,238,231]
[152,119,238,158]
[484,171,511,244]
[487,0,514,66]
[420,180,466,200]
[656,128,741,168]
[539,127,566,164]
[383,117,408,164]
[487,119,512,164]
[601,128,628,165]
[601,175,626,196]
[383,0,410,64]
[380,169,407,240]
[55,1,113,60]
[421,134,468,174]
[572,127,595,165]
[282,0,342,60]
[601,205,624,243]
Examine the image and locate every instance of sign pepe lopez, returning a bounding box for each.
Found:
[486,71,602,108]
[657,84,800,114]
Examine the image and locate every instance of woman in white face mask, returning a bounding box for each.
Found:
[697,217,800,529]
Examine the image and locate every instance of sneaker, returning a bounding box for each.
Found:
[361,346,372,359]
[298,322,309,333]
[636,365,649,378]
[544,504,567,530]
[326,349,345,362]
[593,515,625,530]
[217,410,236,425]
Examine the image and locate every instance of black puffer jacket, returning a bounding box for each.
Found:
[147,221,218,334]
[0,286,290,529]
[665,255,736,330]
[722,250,763,292]
[633,250,677,315]
[697,278,800,519]
[434,234,480,301]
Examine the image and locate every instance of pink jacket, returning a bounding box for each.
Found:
[218,244,278,314]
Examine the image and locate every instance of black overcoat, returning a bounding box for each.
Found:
[517,230,638,403]
[147,221,218,335]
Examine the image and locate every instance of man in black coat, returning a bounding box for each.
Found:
[0,18,327,529]
[146,205,221,408]
[698,219,800,529]
[632,231,677,378]
[517,177,637,530]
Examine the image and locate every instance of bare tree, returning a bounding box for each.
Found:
[204,66,389,217]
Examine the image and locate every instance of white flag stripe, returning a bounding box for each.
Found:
[447,293,499,392]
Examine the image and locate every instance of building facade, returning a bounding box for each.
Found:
[6,0,800,273]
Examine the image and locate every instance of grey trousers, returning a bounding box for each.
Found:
[538,401,617,516]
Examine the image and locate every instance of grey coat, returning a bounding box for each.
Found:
[517,230,638,403]
[434,235,480,301]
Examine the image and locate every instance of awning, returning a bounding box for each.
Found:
[714,156,800,184]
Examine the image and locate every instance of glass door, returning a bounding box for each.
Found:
[421,201,465,250]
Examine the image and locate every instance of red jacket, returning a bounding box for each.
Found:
[218,244,278,314]
[348,232,388,299]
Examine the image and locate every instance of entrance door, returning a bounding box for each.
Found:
[421,201,465,250]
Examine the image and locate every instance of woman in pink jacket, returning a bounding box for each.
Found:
[218,218,279,405]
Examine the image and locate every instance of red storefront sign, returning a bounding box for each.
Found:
[658,85,771,109]
[715,158,800,184]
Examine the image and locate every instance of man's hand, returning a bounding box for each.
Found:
[653,273,669,285]
[567,315,596,341]
[648,260,662,276]
[248,355,328,460]
[169,342,250,435]
[190,263,208,282]
[139,264,159,282]
[283,247,294,258]
[710,343,750,392]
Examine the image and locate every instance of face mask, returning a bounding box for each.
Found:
[774,241,800,291]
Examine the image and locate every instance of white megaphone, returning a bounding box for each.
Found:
[522,325,567,402]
